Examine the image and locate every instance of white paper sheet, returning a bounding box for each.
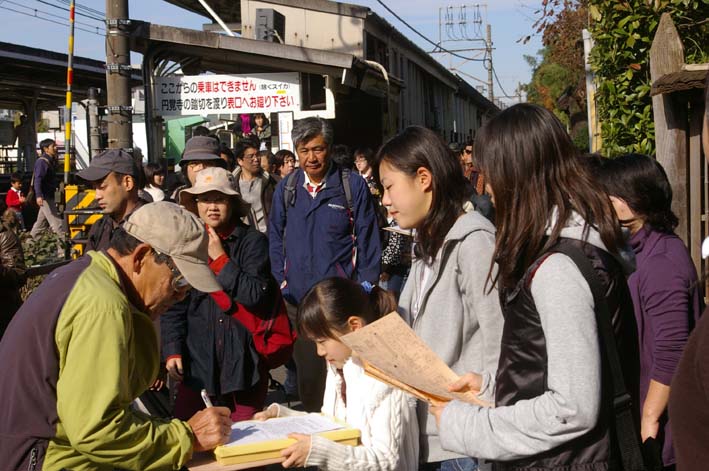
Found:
[224,414,344,447]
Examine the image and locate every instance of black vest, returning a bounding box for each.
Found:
[494,238,640,471]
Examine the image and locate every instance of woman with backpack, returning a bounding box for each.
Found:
[161,167,293,422]
[376,126,503,471]
[429,104,641,471]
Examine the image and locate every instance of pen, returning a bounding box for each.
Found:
[200,388,213,408]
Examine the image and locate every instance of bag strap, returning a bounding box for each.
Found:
[283,170,298,211]
[341,167,354,212]
[555,244,646,471]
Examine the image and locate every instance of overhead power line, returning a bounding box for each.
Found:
[7,0,104,29]
[55,0,104,18]
[374,0,484,62]
[36,0,104,22]
[492,66,515,99]
[0,4,105,35]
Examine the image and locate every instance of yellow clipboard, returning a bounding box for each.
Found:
[214,415,360,466]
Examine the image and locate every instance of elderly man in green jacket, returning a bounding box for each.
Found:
[0,202,233,470]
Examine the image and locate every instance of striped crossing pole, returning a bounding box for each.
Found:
[64,0,75,184]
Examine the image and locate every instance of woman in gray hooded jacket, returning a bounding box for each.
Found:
[376,126,504,471]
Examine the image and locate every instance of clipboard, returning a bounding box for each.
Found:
[213,414,360,466]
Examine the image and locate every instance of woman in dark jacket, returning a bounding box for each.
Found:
[595,153,702,469]
[162,167,275,422]
[0,218,26,339]
[430,104,639,471]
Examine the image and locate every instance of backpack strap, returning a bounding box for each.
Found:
[554,243,646,471]
[341,167,354,211]
[283,170,298,211]
[340,167,357,272]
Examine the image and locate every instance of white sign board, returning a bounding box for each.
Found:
[154,73,301,117]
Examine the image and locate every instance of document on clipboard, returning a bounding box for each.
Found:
[340,312,490,406]
[213,414,360,467]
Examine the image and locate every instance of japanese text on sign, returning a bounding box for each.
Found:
[154,73,301,116]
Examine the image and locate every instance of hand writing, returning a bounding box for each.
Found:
[188,407,233,452]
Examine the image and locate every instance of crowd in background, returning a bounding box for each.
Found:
[0,101,709,471]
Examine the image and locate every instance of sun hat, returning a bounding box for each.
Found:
[180,167,250,220]
[122,201,222,293]
[181,136,226,166]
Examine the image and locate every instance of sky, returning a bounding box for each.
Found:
[0,0,544,105]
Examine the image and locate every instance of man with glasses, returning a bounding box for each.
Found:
[171,135,227,202]
[0,202,233,470]
[232,135,277,233]
[269,117,381,411]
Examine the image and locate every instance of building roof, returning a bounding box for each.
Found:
[159,0,497,110]
[130,21,359,76]
[0,41,140,111]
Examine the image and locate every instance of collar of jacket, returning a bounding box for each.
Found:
[220,220,250,242]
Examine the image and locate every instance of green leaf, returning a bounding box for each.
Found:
[590,4,602,21]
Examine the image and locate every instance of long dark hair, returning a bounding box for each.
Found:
[475,103,623,291]
[593,153,678,233]
[297,278,397,340]
[375,126,469,264]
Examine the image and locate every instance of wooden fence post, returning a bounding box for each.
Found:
[650,13,688,244]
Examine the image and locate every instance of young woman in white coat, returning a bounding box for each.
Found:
[255,277,419,471]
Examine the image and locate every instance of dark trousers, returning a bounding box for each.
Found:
[293,336,327,412]
[285,301,327,412]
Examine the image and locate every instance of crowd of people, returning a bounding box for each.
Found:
[0,100,708,471]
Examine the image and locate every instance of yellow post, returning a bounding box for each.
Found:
[64,0,75,183]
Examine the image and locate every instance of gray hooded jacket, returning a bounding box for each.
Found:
[398,210,504,463]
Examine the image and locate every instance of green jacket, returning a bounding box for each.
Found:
[44,251,193,470]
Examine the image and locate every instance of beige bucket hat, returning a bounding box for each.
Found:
[122,201,222,293]
[179,167,250,220]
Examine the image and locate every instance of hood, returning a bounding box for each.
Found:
[546,207,636,275]
[445,208,496,242]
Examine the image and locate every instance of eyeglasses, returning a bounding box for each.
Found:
[243,153,260,161]
[154,249,190,291]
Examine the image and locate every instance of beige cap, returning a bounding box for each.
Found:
[180,167,250,220]
[122,201,222,293]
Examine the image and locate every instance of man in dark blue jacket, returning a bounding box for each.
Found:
[30,138,68,242]
[269,117,380,410]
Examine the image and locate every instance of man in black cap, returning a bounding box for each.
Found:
[78,149,145,252]
[171,136,226,202]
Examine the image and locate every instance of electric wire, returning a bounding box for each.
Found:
[54,0,104,18]
[35,0,104,22]
[0,4,104,35]
[7,0,104,30]
[374,0,484,62]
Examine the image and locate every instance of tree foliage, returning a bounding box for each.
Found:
[524,2,589,150]
[589,0,709,156]
[532,0,709,157]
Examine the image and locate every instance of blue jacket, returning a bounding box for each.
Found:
[33,153,58,200]
[269,164,381,305]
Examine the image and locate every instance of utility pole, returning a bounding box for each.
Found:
[486,23,493,103]
[87,87,101,158]
[105,0,132,151]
